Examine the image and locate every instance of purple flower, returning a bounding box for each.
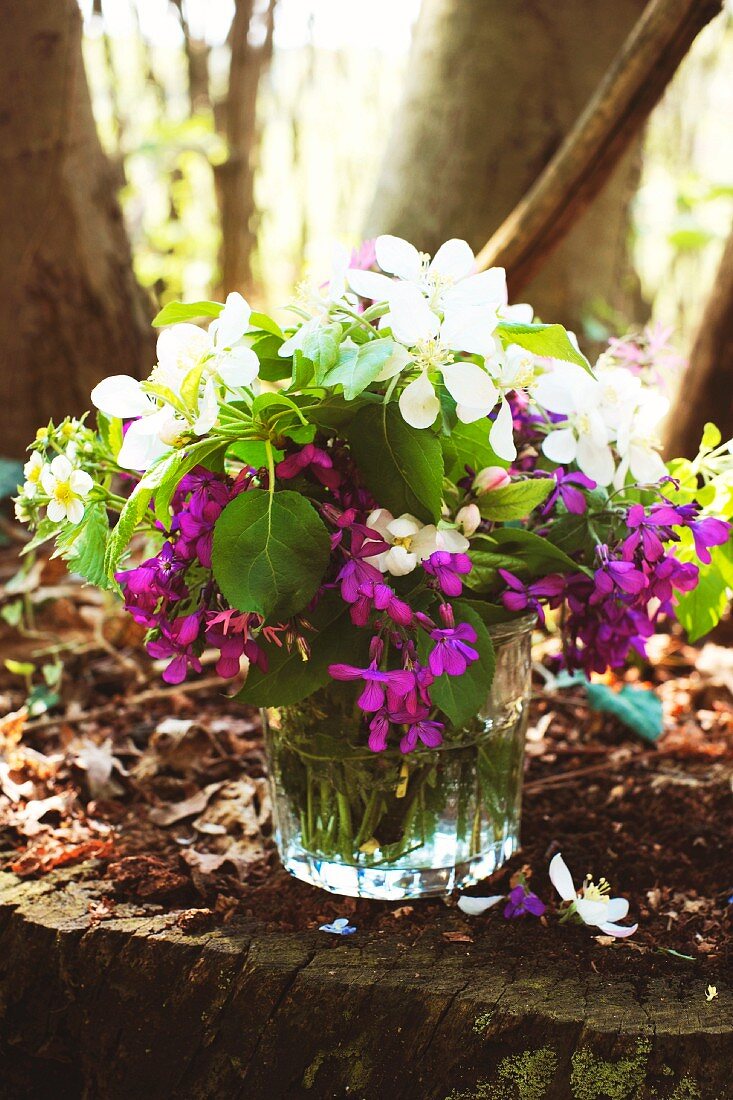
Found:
[399,718,444,754]
[328,661,414,713]
[592,546,647,602]
[503,883,546,920]
[499,570,565,626]
[372,583,414,627]
[428,622,479,677]
[368,710,390,752]
[276,443,341,490]
[147,612,203,684]
[542,468,596,516]
[422,551,472,596]
[336,558,382,604]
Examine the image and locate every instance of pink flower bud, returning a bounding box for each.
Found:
[455,503,481,536]
[473,466,511,494]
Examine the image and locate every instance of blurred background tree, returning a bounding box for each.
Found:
[1,0,732,454]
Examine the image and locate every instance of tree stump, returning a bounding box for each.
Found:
[1,864,730,1100]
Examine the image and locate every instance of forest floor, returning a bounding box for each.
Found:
[1,525,732,988]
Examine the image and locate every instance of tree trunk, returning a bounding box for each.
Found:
[665,223,733,457]
[365,0,649,335]
[215,0,277,300]
[0,0,153,459]
[1,863,730,1099]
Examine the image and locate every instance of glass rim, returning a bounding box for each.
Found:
[487,611,537,641]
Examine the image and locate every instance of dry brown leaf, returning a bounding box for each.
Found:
[148,782,223,826]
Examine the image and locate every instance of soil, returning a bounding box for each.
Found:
[1,536,732,987]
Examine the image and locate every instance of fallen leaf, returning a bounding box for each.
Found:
[149,782,223,826]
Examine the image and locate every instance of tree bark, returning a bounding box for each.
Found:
[215,0,277,300]
[474,0,724,295]
[0,0,153,459]
[0,864,730,1099]
[365,0,651,335]
[665,223,733,457]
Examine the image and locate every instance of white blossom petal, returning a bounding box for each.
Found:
[213,292,251,347]
[46,500,67,523]
[440,304,499,356]
[604,897,629,923]
[399,371,440,429]
[91,375,151,419]
[429,238,475,281]
[193,379,218,435]
[387,282,440,346]
[216,345,260,389]
[375,235,422,281]
[501,302,534,324]
[442,362,498,410]
[387,514,423,539]
[442,267,507,311]
[69,470,93,496]
[383,545,417,575]
[549,853,576,903]
[435,527,470,554]
[375,343,412,382]
[542,427,577,465]
[156,323,209,374]
[117,412,172,471]
[49,454,73,481]
[457,895,504,916]
[65,498,86,525]
[575,436,615,487]
[489,399,517,462]
[599,921,638,939]
[628,444,666,485]
[346,269,394,301]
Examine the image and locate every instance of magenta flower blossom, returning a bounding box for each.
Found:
[498,569,565,626]
[428,622,479,677]
[592,546,647,602]
[399,717,444,754]
[367,710,390,752]
[276,443,341,490]
[147,612,203,684]
[422,551,472,596]
[328,661,414,713]
[542,467,596,515]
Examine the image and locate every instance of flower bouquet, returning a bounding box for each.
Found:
[16,236,732,899]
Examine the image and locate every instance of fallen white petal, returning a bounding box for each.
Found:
[457,895,504,916]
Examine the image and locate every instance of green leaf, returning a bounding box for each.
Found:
[228,440,283,468]
[307,393,379,433]
[442,420,507,481]
[251,332,291,383]
[701,422,722,450]
[5,659,35,678]
[104,453,181,577]
[321,339,395,400]
[95,412,123,460]
[249,311,284,339]
[487,527,582,575]
[495,321,592,372]
[348,403,443,523]
[302,323,343,378]
[477,478,553,521]
[584,682,664,744]
[153,300,223,326]
[419,601,495,727]
[455,598,516,627]
[212,489,331,620]
[675,541,733,642]
[54,503,113,589]
[235,592,368,707]
[153,439,229,525]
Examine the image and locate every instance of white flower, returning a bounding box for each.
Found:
[398,347,499,432]
[534,366,615,486]
[595,366,642,431]
[613,392,669,489]
[457,895,504,916]
[90,294,258,471]
[365,509,469,576]
[549,853,637,938]
[348,235,507,357]
[279,246,351,357]
[40,455,93,525]
[22,452,45,499]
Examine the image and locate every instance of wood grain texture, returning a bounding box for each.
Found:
[1,865,730,1099]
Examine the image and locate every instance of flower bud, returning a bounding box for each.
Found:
[473,466,511,494]
[455,503,481,536]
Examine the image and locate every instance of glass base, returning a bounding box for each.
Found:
[279,833,519,900]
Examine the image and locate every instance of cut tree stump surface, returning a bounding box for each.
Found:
[1,862,731,1100]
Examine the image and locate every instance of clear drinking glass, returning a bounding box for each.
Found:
[262,615,534,900]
